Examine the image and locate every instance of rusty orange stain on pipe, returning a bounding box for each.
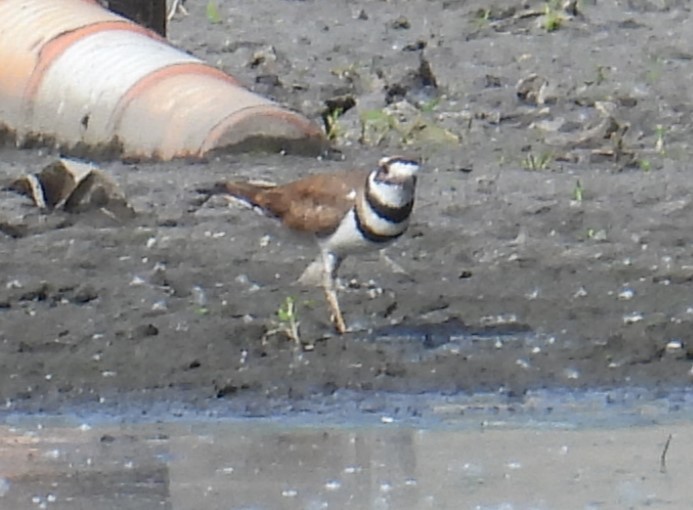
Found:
[23,20,164,105]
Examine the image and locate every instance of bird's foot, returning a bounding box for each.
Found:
[331,312,348,334]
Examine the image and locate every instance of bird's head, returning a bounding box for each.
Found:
[375,156,420,183]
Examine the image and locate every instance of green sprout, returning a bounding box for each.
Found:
[470,8,491,29]
[263,296,301,345]
[655,124,666,154]
[586,228,607,241]
[324,107,344,142]
[206,1,222,24]
[543,0,565,32]
[573,179,584,203]
[477,8,491,22]
[521,151,553,171]
[358,107,458,148]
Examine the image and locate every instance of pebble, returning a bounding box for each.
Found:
[618,288,634,300]
[129,275,146,286]
[623,312,643,324]
[324,480,341,491]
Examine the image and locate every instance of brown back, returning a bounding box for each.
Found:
[223,168,370,236]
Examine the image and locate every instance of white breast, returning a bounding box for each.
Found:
[318,208,379,256]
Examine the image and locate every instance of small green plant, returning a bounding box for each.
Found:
[543,0,565,32]
[638,158,652,172]
[586,228,607,241]
[263,296,301,345]
[594,65,609,85]
[655,124,666,154]
[206,1,222,24]
[471,8,492,28]
[573,179,584,202]
[477,8,491,22]
[521,151,553,171]
[359,109,397,146]
[359,108,459,148]
[324,107,344,141]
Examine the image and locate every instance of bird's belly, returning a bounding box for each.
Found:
[320,209,398,256]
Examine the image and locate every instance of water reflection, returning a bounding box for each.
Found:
[1,418,691,509]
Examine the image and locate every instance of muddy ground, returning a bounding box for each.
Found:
[1,0,693,418]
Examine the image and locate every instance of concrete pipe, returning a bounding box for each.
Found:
[0,0,327,160]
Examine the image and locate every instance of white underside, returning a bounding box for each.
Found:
[319,208,402,258]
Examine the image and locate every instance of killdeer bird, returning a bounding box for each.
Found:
[217,156,421,334]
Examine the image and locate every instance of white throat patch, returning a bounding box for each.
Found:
[368,172,413,208]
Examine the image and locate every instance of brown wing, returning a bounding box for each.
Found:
[221,181,275,203]
[224,169,368,236]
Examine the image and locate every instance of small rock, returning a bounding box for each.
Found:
[249,45,277,69]
[255,74,282,87]
[151,299,168,312]
[617,288,634,300]
[403,40,426,52]
[132,323,159,338]
[390,15,410,29]
[516,74,552,106]
[484,74,502,88]
[72,284,98,304]
[129,275,146,286]
[665,340,684,355]
[622,312,643,324]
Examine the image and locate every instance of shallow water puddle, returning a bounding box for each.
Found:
[0,417,691,510]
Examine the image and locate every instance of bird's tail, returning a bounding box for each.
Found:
[197,180,275,209]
